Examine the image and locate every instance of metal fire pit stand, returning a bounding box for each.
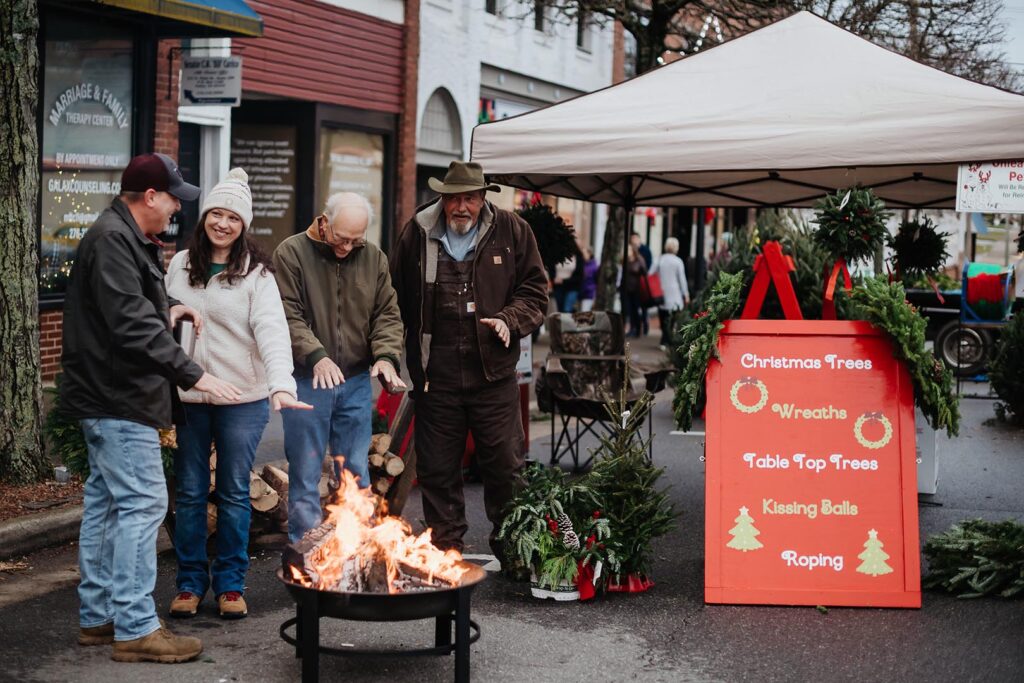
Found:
[279,583,481,683]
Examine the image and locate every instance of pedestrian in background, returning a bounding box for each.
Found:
[273,192,406,543]
[62,153,241,664]
[551,243,582,313]
[653,236,690,347]
[630,231,653,334]
[623,244,648,337]
[579,245,598,311]
[164,168,311,621]
[390,161,547,561]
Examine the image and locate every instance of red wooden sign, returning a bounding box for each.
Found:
[705,320,921,608]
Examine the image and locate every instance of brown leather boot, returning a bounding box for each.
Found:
[80,619,166,645]
[78,623,114,646]
[111,627,202,663]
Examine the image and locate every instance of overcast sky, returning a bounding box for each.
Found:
[1003,0,1024,71]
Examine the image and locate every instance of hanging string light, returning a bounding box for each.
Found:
[692,14,723,53]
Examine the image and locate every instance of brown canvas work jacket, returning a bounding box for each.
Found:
[272,220,404,377]
[390,198,548,393]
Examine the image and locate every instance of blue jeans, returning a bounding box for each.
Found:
[282,371,372,543]
[78,418,167,641]
[173,400,269,597]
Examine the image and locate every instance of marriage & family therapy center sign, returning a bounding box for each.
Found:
[704,320,921,608]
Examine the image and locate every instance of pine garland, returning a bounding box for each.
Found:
[842,277,960,436]
[672,271,744,432]
[888,216,950,282]
[923,519,1024,598]
[812,187,891,264]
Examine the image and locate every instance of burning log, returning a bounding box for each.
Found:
[282,467,468,594]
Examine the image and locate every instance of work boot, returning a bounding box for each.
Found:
[78,622,114,646]
[111,627,202,663]
[169,591,201,618]
[80,619,166,646]
[217,591,247,619]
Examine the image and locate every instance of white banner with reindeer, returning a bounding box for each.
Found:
[956,162,1024,213]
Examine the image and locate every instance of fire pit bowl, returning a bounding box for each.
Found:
[277,561,487,682]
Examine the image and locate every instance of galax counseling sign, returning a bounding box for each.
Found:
[705,320,920,608]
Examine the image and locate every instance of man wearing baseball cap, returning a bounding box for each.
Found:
[61,153,242,663]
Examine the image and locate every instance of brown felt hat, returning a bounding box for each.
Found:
[428,161,500,195]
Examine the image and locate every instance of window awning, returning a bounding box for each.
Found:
[91,0,263,37]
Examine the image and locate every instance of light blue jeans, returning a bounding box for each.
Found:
[78,418,167,641]
[282,371,372,543]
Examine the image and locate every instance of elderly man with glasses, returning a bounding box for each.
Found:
[273,192,405,542]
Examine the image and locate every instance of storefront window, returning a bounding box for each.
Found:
[318,129,385,248]
[230,124,298,253]
[40,38,133,296]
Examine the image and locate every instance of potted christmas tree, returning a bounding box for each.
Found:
[499,463,608,601]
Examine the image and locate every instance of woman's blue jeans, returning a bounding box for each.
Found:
[173,400,269,597]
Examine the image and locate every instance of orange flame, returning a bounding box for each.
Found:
[306,459,468,593]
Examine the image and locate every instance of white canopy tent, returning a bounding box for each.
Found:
[470,11,1024,210]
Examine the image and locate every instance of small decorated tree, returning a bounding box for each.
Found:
[856,529,894,577]
[989,312,1024,427]
[588,386,676,589]
[726,506,763,552]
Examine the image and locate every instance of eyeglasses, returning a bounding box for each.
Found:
[318,214,367,249]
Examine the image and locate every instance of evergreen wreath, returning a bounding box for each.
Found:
[516,202,578,274]
[672,271,744,432]
[887,216,950,282]
[812,187,891,264]
[923,519,1024,599]
[841,277,960,437]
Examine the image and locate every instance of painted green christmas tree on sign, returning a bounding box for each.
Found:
[856,529,894,576]
[726,506,763,552]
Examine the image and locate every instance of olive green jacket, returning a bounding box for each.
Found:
[272,220,403,377]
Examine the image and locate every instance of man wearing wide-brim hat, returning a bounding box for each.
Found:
[390,161,547,562]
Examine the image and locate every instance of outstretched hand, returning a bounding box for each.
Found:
[480,317,510,348]
[271,391,314,411]
[371,359,407,393]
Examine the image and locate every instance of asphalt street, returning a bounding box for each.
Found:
[1,374,1022,682]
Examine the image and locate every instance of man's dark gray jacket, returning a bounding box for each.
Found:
[60,199,204,429]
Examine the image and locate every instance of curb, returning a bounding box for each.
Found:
[0,505,82,560]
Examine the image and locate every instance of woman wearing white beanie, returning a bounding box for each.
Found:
[164,168,311,621]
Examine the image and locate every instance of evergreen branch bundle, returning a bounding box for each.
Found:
[923,519,1024,598]
[43,374,176,477]
[1016,229,1024,255]
[887,216,950,282]
[843,277,960,437]
[672,272,744,432]
[812,187,891,264]
[516,202,577,274]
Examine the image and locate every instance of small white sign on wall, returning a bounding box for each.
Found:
[181,56,242,106]
[956,161,1024,213]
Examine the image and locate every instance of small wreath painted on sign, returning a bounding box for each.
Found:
[854,412,893,450]
[730,377,768,414]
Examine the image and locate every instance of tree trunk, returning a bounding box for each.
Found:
[0,1,47,484]
[594,206,626,310]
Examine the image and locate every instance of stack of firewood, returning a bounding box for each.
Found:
[367,433,405,497]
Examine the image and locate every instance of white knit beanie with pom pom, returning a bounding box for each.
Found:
[201,167,253,229]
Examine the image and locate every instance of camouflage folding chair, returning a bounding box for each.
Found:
[536,311,669,471]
